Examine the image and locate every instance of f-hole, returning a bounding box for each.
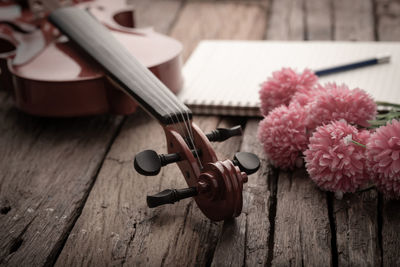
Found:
[113,10,135,28]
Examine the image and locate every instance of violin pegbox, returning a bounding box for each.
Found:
[133,123,260,221]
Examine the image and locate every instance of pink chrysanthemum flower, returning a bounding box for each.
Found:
[305,83,377,130]
[366,119,400,198]
[291,84,326,107]
[259,68,318,116]
[258,103,309,169]
[304,120,370,193]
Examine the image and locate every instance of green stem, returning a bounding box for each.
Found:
[376,101,400,109]
[375,112,400,119]
[351,140,366,148]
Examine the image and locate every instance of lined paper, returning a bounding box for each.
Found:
[178,41,400,116]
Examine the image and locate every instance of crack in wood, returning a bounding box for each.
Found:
[377,193,383,267]
[1,213,36,265]
[327,193,338,267]
[179,201,193,238]
[266,167,278,267]
[106,157,131,165]
[0,205,11,215]
[160,243,171,267]
[120,222,137,266]
[243,213,248,267]
[302,0,308,40]
[330,0,336,40]
[9,237,23,255]
[372,0,380,40]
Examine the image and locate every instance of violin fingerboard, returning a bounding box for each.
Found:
[49,7,191,124]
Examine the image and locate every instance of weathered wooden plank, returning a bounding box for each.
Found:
[375,0,400,265]
[329,1,381,266]
[266,0,333,265]
[376,0,400,41]
[211,120,273,267]
[381,198,400,266]
[266,0,304,40]
[0,91,123,266]
[127,0,182,34]
[305,0,332,40]
[170,1,268,60]
[333,190,380,266]
[333,0,375,41]
[272,170,332,266]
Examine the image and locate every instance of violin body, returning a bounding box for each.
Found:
[0,0,183,116]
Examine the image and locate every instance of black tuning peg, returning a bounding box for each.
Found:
[147,187,198,208]
[134,150,181,176]
[134,149,201,176]
[233,152,260,175]
[206,125,243,142]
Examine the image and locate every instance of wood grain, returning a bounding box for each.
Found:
[128,0,182,34]
[333,191,380,266]
[376,0,400,41]
[333,0,375,41]
[211,120,273,266]
[170,1,268,60]
[305,0,332,40]
[0,91,122,266]
[376,0,400,265]
[272,170,332,266]
[266,0,304,40]
[381,198,400,266]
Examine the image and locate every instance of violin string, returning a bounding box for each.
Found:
[60,13,203,168]
[136,67,204,169]
[155,82,203,169]
[62,15,183,134]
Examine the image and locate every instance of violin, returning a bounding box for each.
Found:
[0,0,183,116]
[5,0,261,221]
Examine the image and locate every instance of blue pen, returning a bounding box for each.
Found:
[314,55,391,76]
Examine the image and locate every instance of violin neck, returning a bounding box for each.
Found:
[49,7,191,125]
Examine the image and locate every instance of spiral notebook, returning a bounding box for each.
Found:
[177,41,400,116]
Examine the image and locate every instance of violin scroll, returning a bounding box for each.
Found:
[134,124,260,221]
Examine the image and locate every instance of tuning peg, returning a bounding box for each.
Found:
[134,149,201,176]
[206,125,243,142]
[233,152,260,175]
[134,150,180,176]
[147,187,198,208]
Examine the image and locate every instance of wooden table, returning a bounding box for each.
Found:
[1,0,399,266]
